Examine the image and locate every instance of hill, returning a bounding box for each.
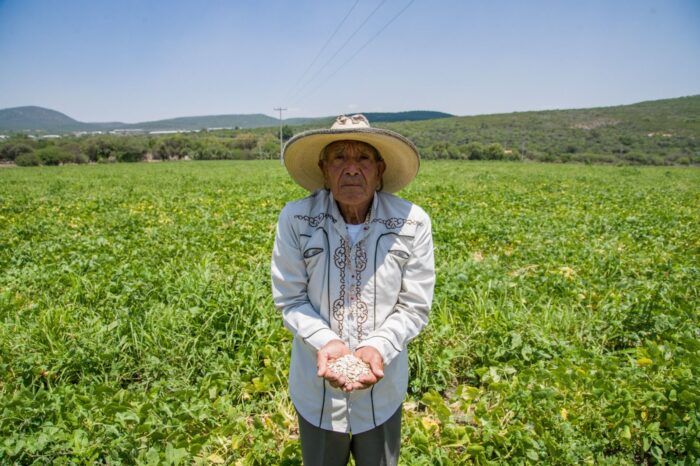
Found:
[284,111,452,127]
[379,95,700,164]
[363,110,452,123]
[0,106,92,132]
[0,107,453,134]
[0,108,284,134]
[118,114,280,132]
[1,96,697,166]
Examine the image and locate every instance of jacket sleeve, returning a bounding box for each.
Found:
[271,205,340,351]
[357,214,436,366]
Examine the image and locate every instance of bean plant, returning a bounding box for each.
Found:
[0,161,698,464]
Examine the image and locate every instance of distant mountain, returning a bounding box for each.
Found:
[285,111,452,127]
[380,94,700,164]
[0,106,91,132]
[362,111,452,123]
[118,114,280,132]
[0,107,454,134]
[0,106,124,133]
[0,107,283,134]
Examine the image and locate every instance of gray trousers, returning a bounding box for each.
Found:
[297,405,402,466]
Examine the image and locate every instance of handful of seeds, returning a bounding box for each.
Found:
[327,355,371,383]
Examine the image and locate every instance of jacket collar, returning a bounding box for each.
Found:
[328,191,379,243]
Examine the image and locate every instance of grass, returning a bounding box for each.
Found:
[0,160,698,464]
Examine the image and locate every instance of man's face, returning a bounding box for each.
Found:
[320,141,385,209]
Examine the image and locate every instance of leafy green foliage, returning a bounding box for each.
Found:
[14,152,42,167]
[358,111,452,123]
[385,95,700,165]
[34,145,79,165]
[84,136,148,162]
[0,161,698,464]
[0,139,34,161]
[1,95,698,166]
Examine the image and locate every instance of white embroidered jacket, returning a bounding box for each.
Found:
[271,189,435,433]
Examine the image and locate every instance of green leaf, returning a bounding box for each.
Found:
[621,425,632,440]
[164,442,188,465]
[510,332,522,349]
[421,389,451,423]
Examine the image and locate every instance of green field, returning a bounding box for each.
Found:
[1,161,698,464]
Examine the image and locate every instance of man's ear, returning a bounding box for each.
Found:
[318,160,329,188]
[377,160,386,178]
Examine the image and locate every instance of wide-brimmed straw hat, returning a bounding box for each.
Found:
[283,114,420,193]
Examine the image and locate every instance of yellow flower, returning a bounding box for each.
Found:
[636,357,653,367]
[420,416,439,432]
[560,408,568,420]
[559,266,576,279]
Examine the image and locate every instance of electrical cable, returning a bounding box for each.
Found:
[288,0,388,105]
[292,0,415,106]
[285,0,360,102]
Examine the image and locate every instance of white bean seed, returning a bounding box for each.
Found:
[327,355,371,383]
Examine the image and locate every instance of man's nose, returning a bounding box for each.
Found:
[343,159,360,174]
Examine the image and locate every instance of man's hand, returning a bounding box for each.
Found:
[344,346,384,391]
[317,339,352,390]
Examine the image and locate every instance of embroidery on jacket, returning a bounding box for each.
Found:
[371,217,423,229]
[332,238,348,337]
[294,213,337,226]
[351,240,369,339]
[332,237,370,341]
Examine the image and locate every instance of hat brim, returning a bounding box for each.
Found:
[282,127,420,193]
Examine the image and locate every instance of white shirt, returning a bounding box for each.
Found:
[271,189,435,433]
[346,223,363,244]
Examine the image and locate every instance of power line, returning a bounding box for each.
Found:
[327,0,415,82]
[289,0,388,105]
[293,0,415,105]
[285,0,360,102]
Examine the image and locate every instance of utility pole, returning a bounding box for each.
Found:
[274,107,287,164]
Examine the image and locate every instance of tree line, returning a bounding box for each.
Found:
[1,98,698,167]
[0,130,284,166]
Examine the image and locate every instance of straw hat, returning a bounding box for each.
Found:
[283,114,420,193]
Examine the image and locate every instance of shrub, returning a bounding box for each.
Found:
[464,142,485,160]
[231,133,257,150]
[15,152,42,166]
[73,153,89,164]
[0,141,35,161]
[503,150,520,161]
[84,136,147,162]
[530,151,557,162]
[114,138,147,162]
[35,146,74,165]
[261,139,280,159]
[571,152,618,164]
[484,143,505,160]
[154,135,191,160]
[622,151,664,165]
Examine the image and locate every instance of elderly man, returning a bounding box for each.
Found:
[271,114,435,466]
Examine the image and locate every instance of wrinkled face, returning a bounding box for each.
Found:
[319,140,385,209]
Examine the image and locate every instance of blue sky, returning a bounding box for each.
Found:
[0,0,698,122]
